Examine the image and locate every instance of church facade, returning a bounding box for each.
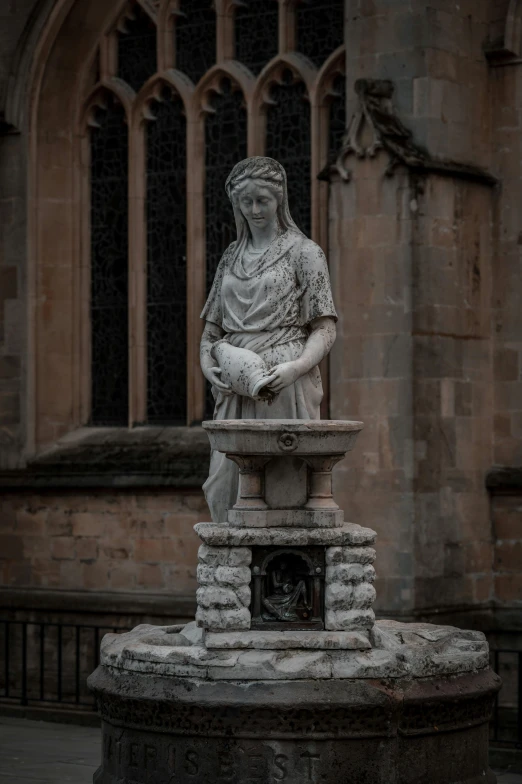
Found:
[0,0,520,647]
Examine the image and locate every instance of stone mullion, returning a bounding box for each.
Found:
[216,0,235,63]
[157,0,175,72]
[128,110,147,426]
[279,0,297,54]
[100,32,118,81]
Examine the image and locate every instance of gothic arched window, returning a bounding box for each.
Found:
[82,0,345,427]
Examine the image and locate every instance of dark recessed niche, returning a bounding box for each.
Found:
[250,546,325,631]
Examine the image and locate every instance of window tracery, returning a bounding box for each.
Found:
[235,0,279,75]
[175,0,216,84]
[117,3,158,92]
[296,0,344,68]
[80,0,345,429]
[265,70,311,237]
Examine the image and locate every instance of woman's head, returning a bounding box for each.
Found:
[225,157,303,251]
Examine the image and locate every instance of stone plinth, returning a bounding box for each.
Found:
[203,419,363,525]
[89,419,500,783]
[89,619,500,784]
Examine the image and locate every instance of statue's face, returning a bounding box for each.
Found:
[237,180,279,232]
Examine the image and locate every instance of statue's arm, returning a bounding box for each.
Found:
[200,320,232,394]
[267,317,336,394]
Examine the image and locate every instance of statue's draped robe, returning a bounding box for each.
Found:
[201,229,337,523]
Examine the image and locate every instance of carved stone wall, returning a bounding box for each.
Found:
[195,545,251,631]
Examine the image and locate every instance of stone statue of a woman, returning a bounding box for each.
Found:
[200,157,337,523]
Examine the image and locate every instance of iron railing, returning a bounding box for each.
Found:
[490,648,522,749]
[0,619,129,711]
[0,618,520,744]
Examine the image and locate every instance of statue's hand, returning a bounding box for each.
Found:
[267,361,302,393]
[204,366,233,395]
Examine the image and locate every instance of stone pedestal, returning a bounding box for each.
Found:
[88,419,501,784]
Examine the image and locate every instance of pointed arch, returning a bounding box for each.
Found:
[24,0,345,445]
[312,46,345,251]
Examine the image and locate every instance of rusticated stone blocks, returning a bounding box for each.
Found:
[195,545,252,631]
[325,546,377,631]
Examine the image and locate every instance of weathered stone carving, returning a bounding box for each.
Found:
[326,79,497,185]
[200,157,338,525]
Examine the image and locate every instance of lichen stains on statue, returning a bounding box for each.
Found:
[199,157,338,524]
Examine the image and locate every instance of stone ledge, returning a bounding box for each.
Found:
[227,508,344,528]
[194,522,377,547]
[0,426,210,489]
[0,587,196,618]
[486,466,522,492]
[205,630,371,650]
[100,620,490,681]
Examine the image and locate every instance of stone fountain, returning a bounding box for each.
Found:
[89,418,500,784]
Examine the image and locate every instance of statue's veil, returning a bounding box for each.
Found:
[225,157,305,266]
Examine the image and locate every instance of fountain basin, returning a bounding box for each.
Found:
[203,419,363,456]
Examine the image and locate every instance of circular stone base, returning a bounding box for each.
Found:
[89,651,500,784]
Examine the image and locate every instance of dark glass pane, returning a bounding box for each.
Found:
[296,0,344,68]
[204,79,247,418]
[90,97,129,426]
[176,0,216,84]
[205,80,247,292]
[328,72,346,161]
[146,90,187,424]
[265,72,311,237]
[118,4,157,92]
[235,0,279,75]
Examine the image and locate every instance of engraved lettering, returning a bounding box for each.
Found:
[274,754,289,781]
[301,751,320,780]
[184,749,200,776]
[168,745,176,772]
[145,745,157,769]
[129,743,140,767]
[218,751,236,779]
[245,752,265,781]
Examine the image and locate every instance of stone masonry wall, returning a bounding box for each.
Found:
[492,493,522,609]
[0,0,41,469]
[0,489,208,597]
[491,64,522,467]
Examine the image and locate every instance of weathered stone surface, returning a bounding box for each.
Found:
[203,419,363,457]
[325,583,354,610]
[227,508,345,528]
[195,522,376,547]
[326,546,376,565]
[196,586,240,610]
[205,629,371,650]
[325,609,376,631]
[100,619,492,681]
[208,649,332,681]
[326,563,374,584]
[90,661,500,784]
[352,582,377,608]
[214,565,251,586]
[195,607,250,631]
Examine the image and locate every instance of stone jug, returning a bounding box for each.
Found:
[211,340,276,400]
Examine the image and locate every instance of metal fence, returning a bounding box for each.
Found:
[0,618,521,745]
[490,648,522,749]
[0,619,129,711]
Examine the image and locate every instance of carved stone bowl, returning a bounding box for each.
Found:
[202,419,363,456]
